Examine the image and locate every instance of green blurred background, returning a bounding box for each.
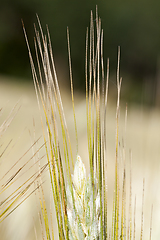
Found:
[1,0,160,105]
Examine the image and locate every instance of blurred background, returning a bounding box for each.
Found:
[1,0,160,106]
[1,1,160,239]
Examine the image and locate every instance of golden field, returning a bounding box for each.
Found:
[0,76,160,239]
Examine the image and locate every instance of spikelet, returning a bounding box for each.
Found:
[67,155,100,240]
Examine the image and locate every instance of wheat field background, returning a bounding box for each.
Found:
[0,75,160,239]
